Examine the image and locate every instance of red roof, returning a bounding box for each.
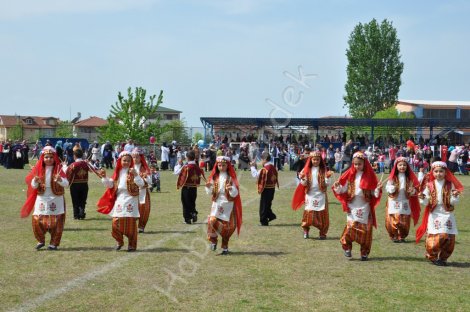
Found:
[0,115,59,129]
[74,116,107,127]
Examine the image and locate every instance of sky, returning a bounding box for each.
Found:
[1,0,469,127]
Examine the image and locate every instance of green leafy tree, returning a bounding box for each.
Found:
[9,123,23,141]
[99,87,167,144]
[161,120,191,145]
[373,106,414,139]
[55,121,74,138]
[193,132,204,143]
[344,19,404,118]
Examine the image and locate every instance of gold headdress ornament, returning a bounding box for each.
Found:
[309,151,322,158]
[431,161,447,169]
[42,146,56,154]
[352,151,365,159]
[216,156,230,163]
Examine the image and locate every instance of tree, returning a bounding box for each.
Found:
[372,106,414,139]
[55,121,74,138]
[193,132,204,144]
[160,120,191,145]
[9,123,23,141]
[99,87,167,144]
[345,106,415,143]
[344,19,404,118]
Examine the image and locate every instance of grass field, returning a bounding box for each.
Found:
[1,165,470,312]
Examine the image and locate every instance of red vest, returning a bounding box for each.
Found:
[177,163,203,188]
[257,164,279,194]
[66,161,89,184]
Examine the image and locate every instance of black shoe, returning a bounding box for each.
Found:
[259,222,269,226]
[127,248,136,252]
[184,220,192,225]
[318,236,327,240]
[210,243,217,251]
[138,228,144,233]
[221,249,229,255]
[344,250,352,258]
[361,255,368,261]
[393,239,400,243]
[36,242,45,250]
[433,259,447,266]
[268,214,277,222]
[399,238,406,243]
[115,245,122,251]
[192,213,198,223]
[48,245,58,250]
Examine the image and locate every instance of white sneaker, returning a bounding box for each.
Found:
[210,243,217,251]
[303,232,309,239]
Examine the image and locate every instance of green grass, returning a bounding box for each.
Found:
[1,165,470,312]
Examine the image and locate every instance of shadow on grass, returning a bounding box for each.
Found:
[59,246,116,252]
[448,262,470,268]
[142,230,196,235]
[64,228,107,232]
[228,251,286,257]
[78,218,109,222]
[269,223,299,227]
[140,247,190,253]
[362,256,424,262]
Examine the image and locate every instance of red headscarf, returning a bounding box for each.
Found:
[21,147,64,218]
[96,152,135,214]
[332,151,381,228]
[291,152,328,210]
[132,148,150,175]
[388,157,420,225]
[416,161,464,243]
[208,156,243,235]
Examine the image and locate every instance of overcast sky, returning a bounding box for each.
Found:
[1,0,469,127]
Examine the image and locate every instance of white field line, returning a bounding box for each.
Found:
[10,232,185,312]
[11,178,296,312]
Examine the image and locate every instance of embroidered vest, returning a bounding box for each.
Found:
[388,176,412,199]
[346,179,371,202]
[429,180,453,212]
[211,176,235,202]
[257,164,278,193]
[37,177,65,196]
[113,172,139,196]
[177,164,202,188]
[304,168,327,193]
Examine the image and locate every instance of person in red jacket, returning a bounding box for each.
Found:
[177,150,205,224]
[250,151,279,226]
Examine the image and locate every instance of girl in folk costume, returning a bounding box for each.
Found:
[292,151,333,240]
[416,161,464,266]
[131,148,152,233]
[385,157,421,243]
[332,151,383,261]
[205,156,242,255]
[21,146,69,250]
[97,151,145,251]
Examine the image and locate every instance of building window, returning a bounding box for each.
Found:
[461,110,470,119]
[25,118,33,125]
[423,109,456,119]
[164,114,174,120]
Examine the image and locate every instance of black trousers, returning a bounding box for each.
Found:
[259,188,276,223]
[181,186,198,222]
[70,183,89,218]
